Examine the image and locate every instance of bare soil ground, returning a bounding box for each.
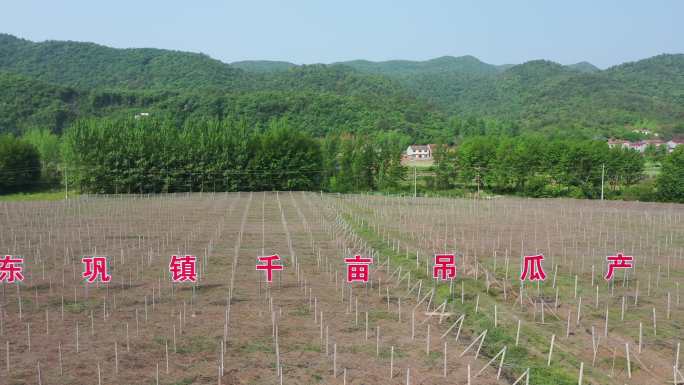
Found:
[334,194,684,385]
[0,192,515,385]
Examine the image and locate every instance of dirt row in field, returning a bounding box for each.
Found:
[0,193,507,385]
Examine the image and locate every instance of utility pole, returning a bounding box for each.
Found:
[64,165,68,200]
[413,166,417,198]
[600,163,605,201]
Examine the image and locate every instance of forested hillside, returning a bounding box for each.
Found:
[231,60,296,73]
[0,76,444,138]
[0,34,248,90]
[244,54,684,133]
[338,55,684,131]
[1,33,682,201]
[2,33,684,138]
[0,34,444,137]
[0,71,80,133]
[337,55,504,77]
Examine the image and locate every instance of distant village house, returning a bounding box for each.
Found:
[405,144,437,160]
[607,139,682,153]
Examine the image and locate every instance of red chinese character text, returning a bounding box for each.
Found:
[0,255,24,283]
[344,255,373,282]
[520,254,546,282]
[82,256,112,283]
[433,254,457,280]
[604,253,633,281]
[169,255,197,282]
[256,255,283,283]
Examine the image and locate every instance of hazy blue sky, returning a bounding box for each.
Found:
[1,0,681,68]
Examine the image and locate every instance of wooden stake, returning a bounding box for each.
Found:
[115,341,119,375]
[426,324,430,355]
[411,311,415,340]
[58,342,63,376]
[675,342,680,372]
[390,345,394,379]
[511,368,529,385]
[625,343,631,379]
[494,304,498,327]
[547,334,555,366]
[576,297,582,325]
[376,326,380,356]
[443,341,447,377]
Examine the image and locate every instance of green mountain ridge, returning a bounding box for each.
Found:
[334,55,503,76]
[0,61,445,138]
[567,61,600,73]
[236,56,600,76]
[0,34,248,90]
[230,60,297,73]
[1,33,683,138]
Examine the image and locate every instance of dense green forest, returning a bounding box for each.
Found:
[0,33,682,201]
[284,55,684,135]
[4,118,674,202]
[433,136,647,199]
[2,33,684,138]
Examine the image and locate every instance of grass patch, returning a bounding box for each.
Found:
[290,305,310,316]
[238,338,274,354]
[0,190,74,201]
[59,299,98,314]
[378,346,405,360]
[342,209,582,385]
[177,334,217,354]
[368,308,394,321]
[293,342,322,353]
[170,379,195,385]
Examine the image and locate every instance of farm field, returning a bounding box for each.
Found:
[0,192,682,385]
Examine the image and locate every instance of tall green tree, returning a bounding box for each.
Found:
[0,134,41,193]
[657,147,684,202]
[22,128,62,185]
[457,136,498,191]
[431,143,456,190]
[62,117,323,193]
[374,131,408,190]
[352,140,377,190]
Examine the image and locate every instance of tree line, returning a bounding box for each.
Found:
[0,119,682,202]
[61,118,322,193]
[431,135,661,198]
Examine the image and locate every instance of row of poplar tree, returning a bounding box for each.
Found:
[1,117,682,202]
[431,136,648,198]
[60,117,406,194]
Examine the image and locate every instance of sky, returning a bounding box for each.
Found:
[1,0,681,69]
